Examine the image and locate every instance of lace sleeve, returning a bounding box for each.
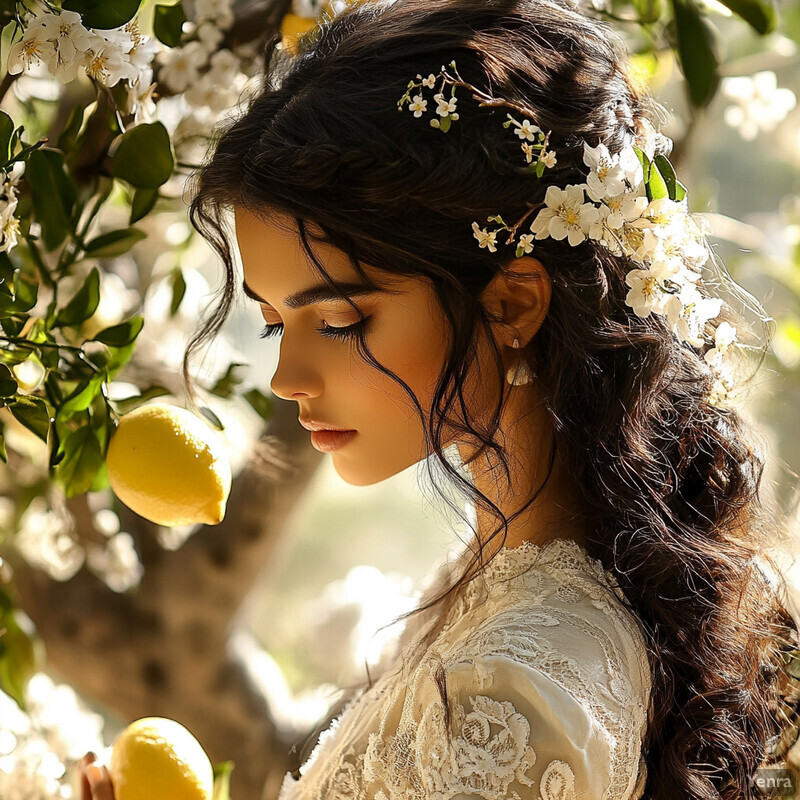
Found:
[361,651,617,800]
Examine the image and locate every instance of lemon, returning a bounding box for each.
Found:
[109,717,214,800]
[105,403,231,527]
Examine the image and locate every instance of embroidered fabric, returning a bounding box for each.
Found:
[276,536,652,800]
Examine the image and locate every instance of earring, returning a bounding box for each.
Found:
[506,337,534,386]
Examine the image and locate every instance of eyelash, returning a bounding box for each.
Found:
[259,317,371,342]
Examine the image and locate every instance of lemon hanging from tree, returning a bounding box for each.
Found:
[109,717,215,800]
[105,403,232,527]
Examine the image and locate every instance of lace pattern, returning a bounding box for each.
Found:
[277,536,652,800]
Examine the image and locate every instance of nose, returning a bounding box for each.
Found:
[269,349,324,401]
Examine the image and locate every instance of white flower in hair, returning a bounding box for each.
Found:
[629,197,686,239]
[408,94,427,117]
[518,233,535,254]
[538,149,557,168]
[434,92,457,116]
[583,142,637,200]
[514,119,541,141]
[624,261,679,318]
[664,284,724,347]
[602,192,649,231]
[530,184,600,247]
[704,321,738,371]
[472,221,498,252]
[397,60,741,406]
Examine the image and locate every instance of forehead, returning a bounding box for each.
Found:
[234,206,364,285]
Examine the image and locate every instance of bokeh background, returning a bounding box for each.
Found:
[0,0,798,798]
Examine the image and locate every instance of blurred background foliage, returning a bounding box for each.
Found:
[0,0,798,798]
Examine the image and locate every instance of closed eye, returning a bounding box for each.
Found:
[259,317,372,342]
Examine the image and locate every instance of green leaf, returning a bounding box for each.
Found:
[129,187,159,224]
[0,609,40,712]
[0,364,17,397]
[439,116,452,133]
[57,103,85,153]
[111,122,174,189]
[633,0,663,23]
[716,0,776,34]
[55,267,101,327]
[90,315,144,347]
[211,761,235,800]
[106,342,136,381]
[26,148,77,252]
[54,425,104,498]
[169,268,186,316]
[0,110,14,163]
[84,227,147,259]
[652,154,685,202]
[243,387,272,421]
[210,363,246,399]
[61,0,142,29]
[0,274,37,315]
[671,0,720,108]
[109,385,170,416]
[89,460,110,491]
[647,157,670,201]
[198,406,224,431]
[154,2,187,47]
[8,396,51,442]
[57,370,107,421]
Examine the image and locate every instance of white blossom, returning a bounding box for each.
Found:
[538,148,557,168]
[624,261,678,318]
[517,233,535,254]
[158,40,207,93]
[208,48,241,83]
[86,532,143,592]
[196,21,225,53]
[194,0,235,29]
[664,283,724,347]
[421,73,436,89]
[704,320,738,372]
[529,184,600,246]
[602,192,648,230]
[408,94,427,117]
[472,221,498,252]
[37,11,94,83]
[7,22,56,75]
[0,201,21,253]
[514,118,541,142]
[83,29,137,87]
[433,92,457,117]
[722,70,796,141]
[583,142,643,200]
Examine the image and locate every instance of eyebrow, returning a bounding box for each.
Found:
[242,278,391,309]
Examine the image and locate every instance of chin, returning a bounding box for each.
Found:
[331,449,427,487]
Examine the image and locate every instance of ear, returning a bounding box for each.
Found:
[479,255,551,348]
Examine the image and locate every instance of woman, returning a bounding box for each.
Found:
[81,0,800,798]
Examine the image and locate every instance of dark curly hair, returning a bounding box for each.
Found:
[182,0,800,797]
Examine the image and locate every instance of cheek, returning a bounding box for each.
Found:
[350,304,450,408]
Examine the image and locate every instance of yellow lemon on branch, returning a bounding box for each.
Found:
[109,717,214,800]
[105,403,231,527]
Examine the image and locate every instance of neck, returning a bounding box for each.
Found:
[455,379,590,559]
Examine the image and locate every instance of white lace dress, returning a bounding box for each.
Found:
[276,536,652,800]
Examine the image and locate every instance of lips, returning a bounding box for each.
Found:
[298,418,355,433]
[309,429,357,452]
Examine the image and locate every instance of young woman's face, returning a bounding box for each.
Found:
[234,206,458,486]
